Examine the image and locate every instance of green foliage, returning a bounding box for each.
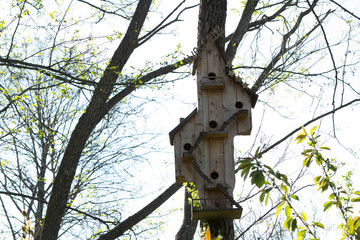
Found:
[236,126,360,239]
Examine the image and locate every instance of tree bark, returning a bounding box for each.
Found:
[175,185,198,240]
[39,1,152,239]
[197,0,227,51]
[98,183,182,240]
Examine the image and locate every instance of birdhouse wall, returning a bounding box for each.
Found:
[222,76,253,135]
[196,42,226,114]
[223,132,236,190]
[173,116,196,183]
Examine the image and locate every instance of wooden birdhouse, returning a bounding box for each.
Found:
[169,33,257,220]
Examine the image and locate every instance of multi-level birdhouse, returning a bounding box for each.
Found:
[169,33,257,219]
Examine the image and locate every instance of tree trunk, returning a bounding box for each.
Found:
[39,1,153,239]
[197,0,227,51]
[207,219,234,240]
[175,185,198,240]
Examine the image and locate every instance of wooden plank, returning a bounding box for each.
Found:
[173,135,184,183]
[223,126,236,190]
[209,138,224,184]
[222,76,237,130]
[182,152,193,162]
[200,137,210,181]
[203,131,228,138]
[192,208,243,220]
[201,81,225,90]
[236,86,252,135]
[237,109,248,120]
[204,183,230,190]
[173,115,196,183]
[206,42,225,80]
[207,90,222,131]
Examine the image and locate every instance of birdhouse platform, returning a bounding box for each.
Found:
[191,198,243,220]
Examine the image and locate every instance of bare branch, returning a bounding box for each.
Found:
[251,1,328,92]
[225,0,259,63]
[259,98,360,157]
[330,0,360,21]
[97,183,182,240]
[77,0,130,19]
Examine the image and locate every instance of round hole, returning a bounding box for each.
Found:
[211,171,219,180]
[209,120,217,129]
[235,101,243,109]
[208,72,216,80]
[183,143,192,151]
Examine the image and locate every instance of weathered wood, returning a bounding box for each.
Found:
[203,132,228,138]
[192,208,242,220]
[169,36,257,221]
[201,81,225,90]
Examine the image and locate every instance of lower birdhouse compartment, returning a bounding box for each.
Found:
[191,198,243,220]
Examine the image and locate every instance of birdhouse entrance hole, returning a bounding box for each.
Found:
[209,120,218,129]
[210,171,219,180]
[235,101,243,109]
[183,143,192,151]
[208,72,216,80]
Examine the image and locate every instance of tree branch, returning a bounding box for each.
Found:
[40,1,153,239]
[225,0,259,63]
[97,183,182,240]
[329,0,360,21]
[259,98,360,157]
[250,0,326,92]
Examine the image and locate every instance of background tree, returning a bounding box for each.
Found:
[0,0,359,239]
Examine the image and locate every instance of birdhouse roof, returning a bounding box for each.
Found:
[192,38,258,108]
[169,108,197,146]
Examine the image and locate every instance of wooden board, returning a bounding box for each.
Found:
[192,208,242,220]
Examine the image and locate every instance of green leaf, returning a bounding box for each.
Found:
[276,201,285,218]
[310,126,318,136]
[296,230,306,240]
[237,161,253,170]
[265,191,270,205]
[351,197,360,202]
[323,201,334,211]
[354,191,360,195]
[301,149,313,156]
[285,205,291,218]
[314,175,321,186]
[259,191,265,203]
[240,164,252,179]
[281,184,288,194]
[252,171,265,188]
[284,216,293,231]
[315,154,323,165]
[320,146,331,150]
[264,165,275,175]
[255,146,260,156]
[313,222,324,229]
[291,218,298,231]
[303,155,313,167]
[291,194,299,201]
[300,212,308,222]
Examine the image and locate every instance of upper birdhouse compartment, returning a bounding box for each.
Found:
[193,34,227,91]
[192,32,258,110]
